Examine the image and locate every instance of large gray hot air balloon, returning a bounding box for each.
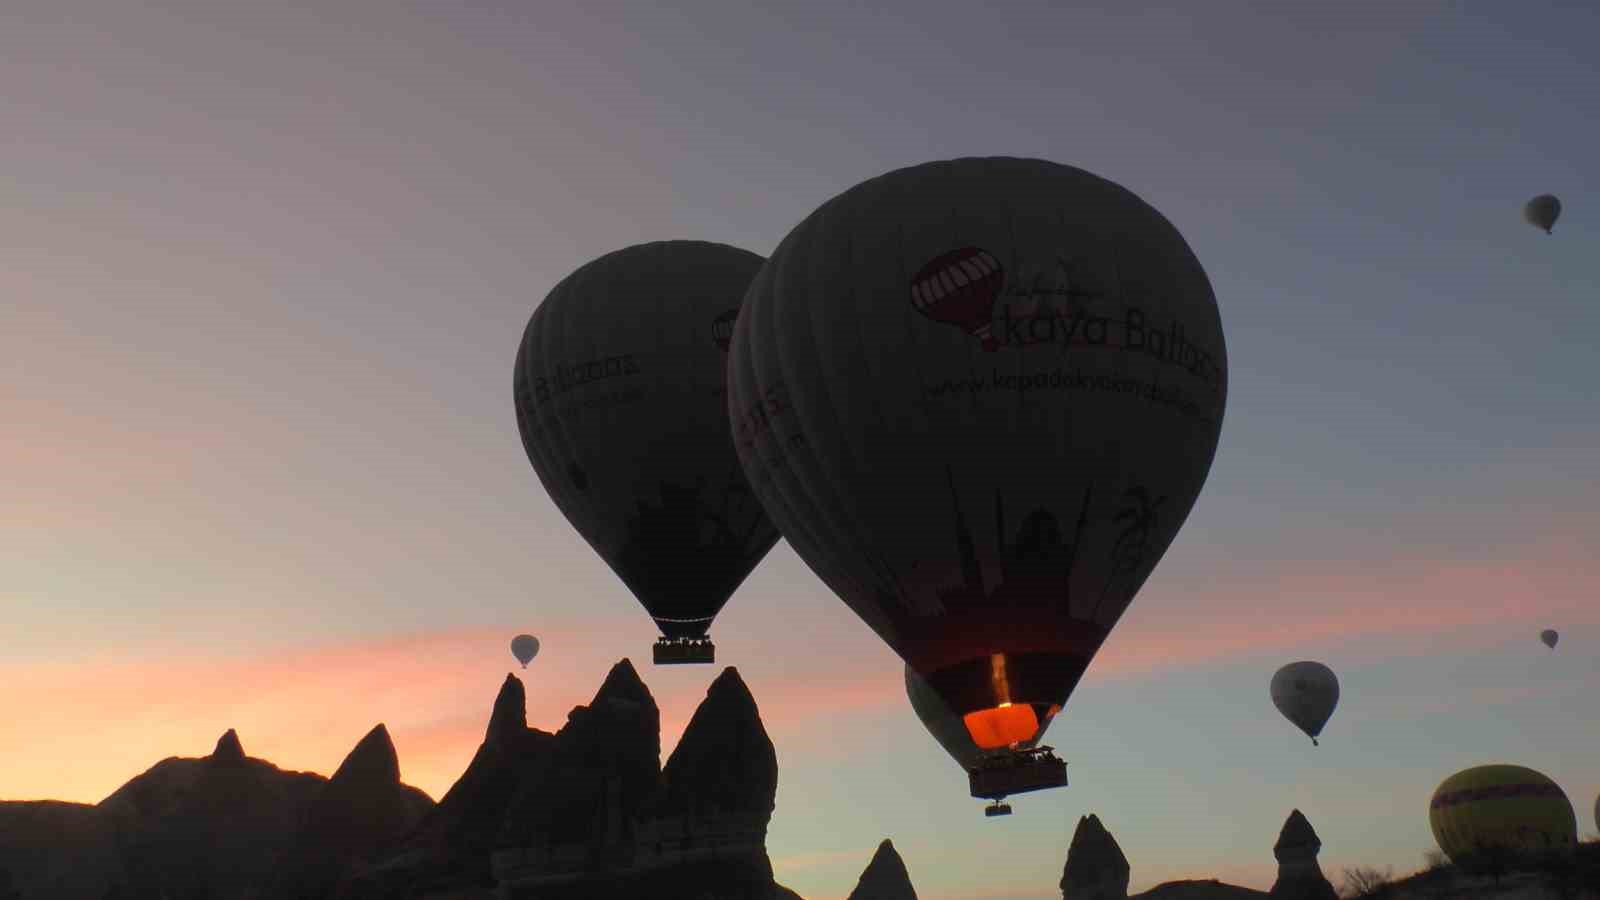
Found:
[1540,629,1558,650]
[1523,194,1561,234]
[514,241,782,665]
[729,157,1227,804]
[511,634,540,668]
[1270,661,1339,746]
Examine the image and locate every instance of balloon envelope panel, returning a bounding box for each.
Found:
[1429,765,1577,861]
[515,241,781,638]
[729,158,1227,737]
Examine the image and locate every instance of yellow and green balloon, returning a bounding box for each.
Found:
[1429,765,1577,861]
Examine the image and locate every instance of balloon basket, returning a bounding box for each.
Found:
[984,801,1013,817]
[968,747,1068,801]
[653,637,715,665]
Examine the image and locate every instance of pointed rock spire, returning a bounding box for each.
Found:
[330,724,400,788]
[848,839,917,900]
[487,673,527,746]
[211,728,245,761]
[593,658,653,708]
[656,666,776,821]
[1273,809,1320,859]
[1060,814,1130,900]
[1269,809,1336,900]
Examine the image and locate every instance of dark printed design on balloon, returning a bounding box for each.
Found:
[905,465,1095,622]
[613,476,780,637]
[1093,485,1168,615]
[909,248,1224,394]
[713,309,738,352]
[909,248,1007,351]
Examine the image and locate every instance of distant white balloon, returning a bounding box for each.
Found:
[1270,661,1339,746]
[1540,629,1558,650]
[511,634,540,668]
[1523,194,1561,234]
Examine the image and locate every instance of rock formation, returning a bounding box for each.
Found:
[0,800,123,899]
[260,724,434,900]
[94,729,329,899]
[490,664,787,900]
[848,839,918,900]
[653,667,777,823]
[1136,881,1268,900]
[1061,814,1130,900]
[0,664,800,900]
[496,658,662,855]
[1267,810,1336,900]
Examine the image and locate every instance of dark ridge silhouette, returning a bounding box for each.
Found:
[0,665,813,899]
[260,724,433,900]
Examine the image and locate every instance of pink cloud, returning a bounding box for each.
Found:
[0,622,903,804]
[3,518,1594,805]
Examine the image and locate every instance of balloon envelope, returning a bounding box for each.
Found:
[728,157,1227,752]
[514,241,781,643]
[1429,765,1577,862]
[511,634,540,668]
[1540,629,1558,649]
[1270,661,1339,744]
[1523,194,1561,233]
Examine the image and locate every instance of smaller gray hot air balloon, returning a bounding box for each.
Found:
[511,634,540,669]
[1270,661,1339,746]
[1540,629,1559,650]
[1524,194,1562,234]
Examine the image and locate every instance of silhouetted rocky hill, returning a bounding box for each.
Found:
[0,661,803,900]
[0,727,431,900]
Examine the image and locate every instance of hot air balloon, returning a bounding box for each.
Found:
[728,157,1227,804]
[1429,765,1577,864]
[510,634,540,668]
[514,241,782,665]
[1270,661,1339,746]
[1540,629,1558,650]
[1523,194,1561,234]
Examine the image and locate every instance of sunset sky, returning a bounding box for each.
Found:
[3,3,1598,899]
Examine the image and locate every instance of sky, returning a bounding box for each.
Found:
[2,1,1597,897]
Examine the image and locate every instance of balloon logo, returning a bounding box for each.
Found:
[909,247,1006,351]
[713,309,739,352]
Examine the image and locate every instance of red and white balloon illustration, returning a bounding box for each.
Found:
[909,247,1006,351]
